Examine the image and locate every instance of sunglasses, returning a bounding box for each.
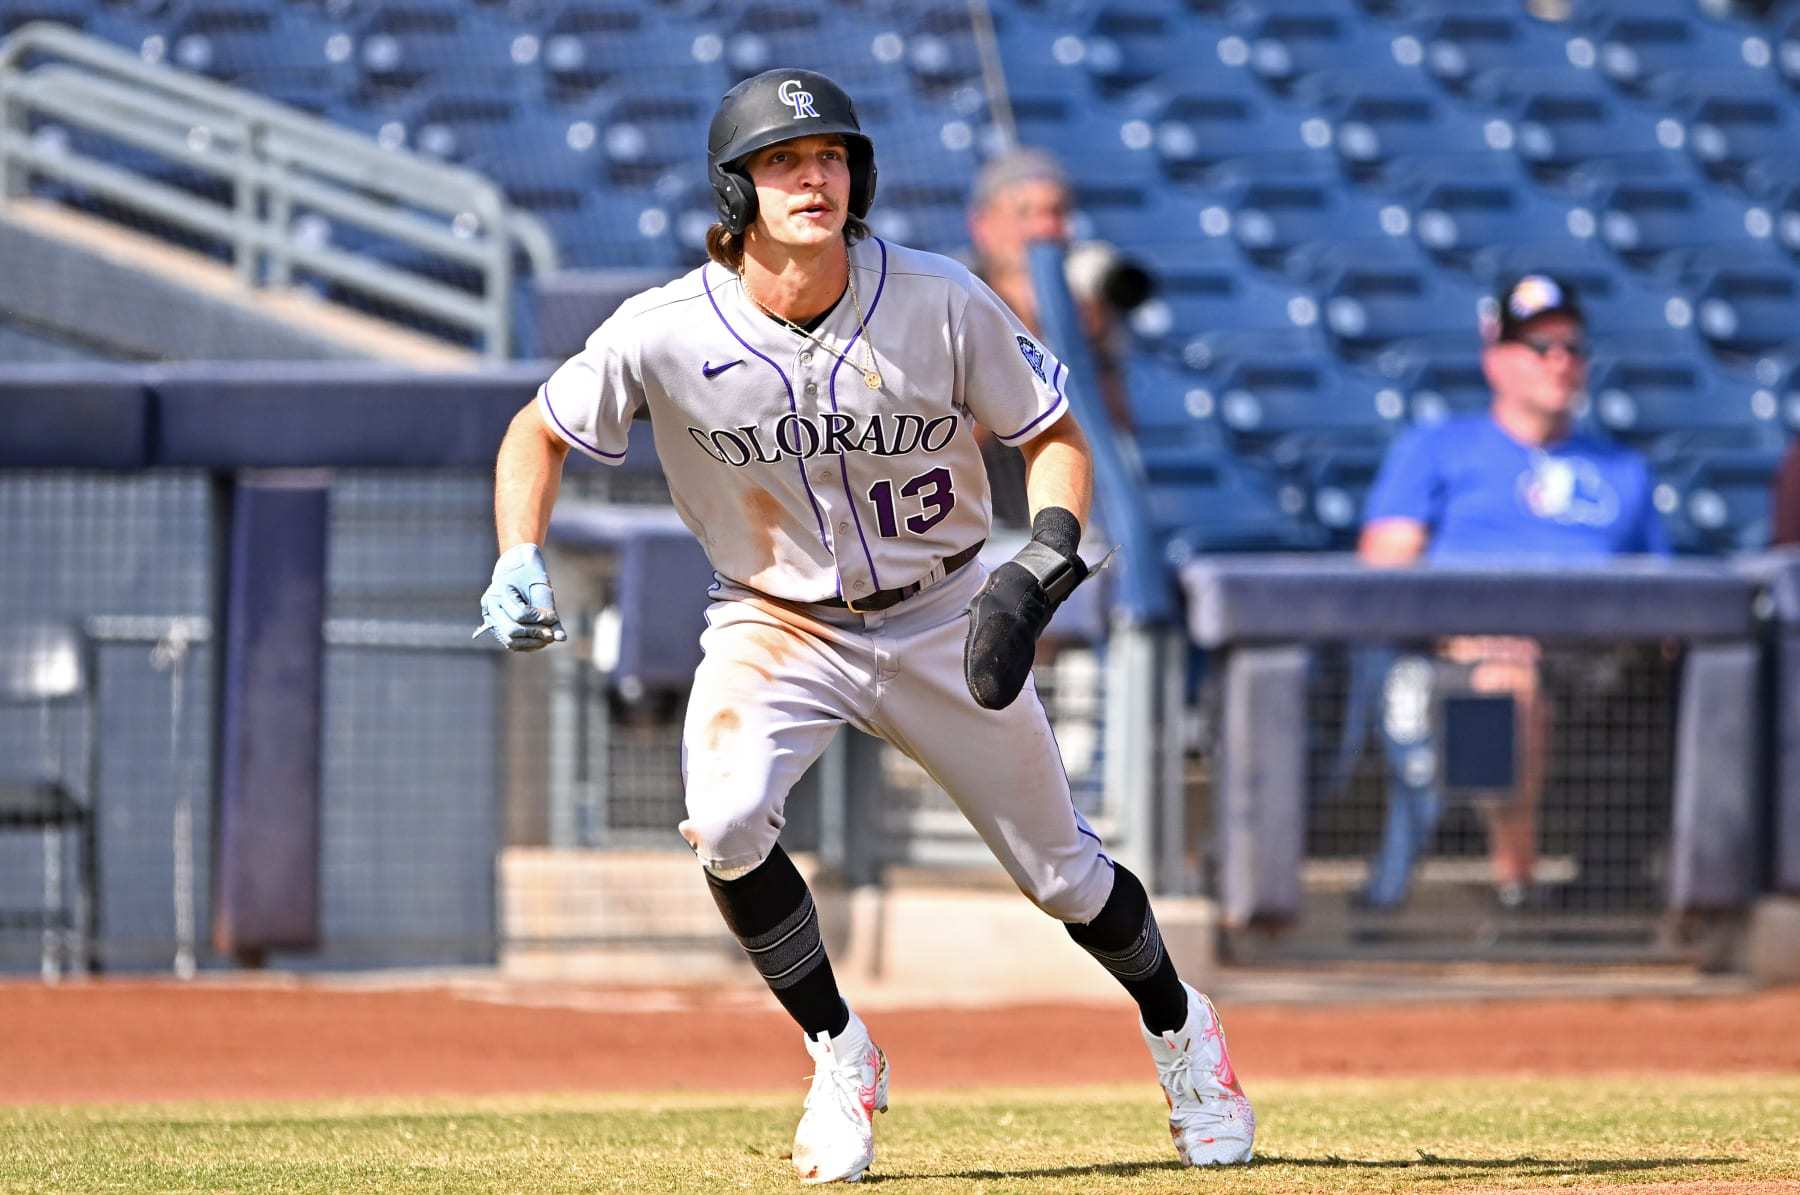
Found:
[1511,333,1588,359]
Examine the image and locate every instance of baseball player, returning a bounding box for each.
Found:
[479,69,1253,1183]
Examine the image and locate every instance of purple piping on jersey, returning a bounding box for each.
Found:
[1033,685,1108,854]
[1051,359,1066,399]
[539,383,626,460]
[825,236,890,590]
[995,391,1068,444]
[701,263,836,575]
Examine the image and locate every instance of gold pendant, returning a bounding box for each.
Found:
[864,371,881,390]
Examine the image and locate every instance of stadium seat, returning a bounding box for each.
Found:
[1289,241,1488,359]
[1216,4,1404,96]
[1068,2,1217,97]
[1585,337,1784,454]
[1678,251,1800,359]
[1653,446,1782,553]
[1372,338,1491,423]
[1387,156,1586,271]
[1577,173,1780,272]
[1199,158,1396,274]
[1290,438,1391,545]
[1296,68,1507,184]
[531,2,687,101]
[554,90,711,188]
[1394,9,1581,96]
[1652,70,1794,187]
[1470,68,1683,184]
[1003,88,1163,188]
[1574,10,1774,96]
[1205,353,1403,461]
[1124,251,1319,358]
[1147,454,1332,556]
[345,3,521,100]
[1143,80,1330,184]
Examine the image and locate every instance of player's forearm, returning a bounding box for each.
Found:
[1019,417,1093,529]
[494,402,569,551]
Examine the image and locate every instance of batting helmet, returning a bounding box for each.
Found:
[707,69,876,236]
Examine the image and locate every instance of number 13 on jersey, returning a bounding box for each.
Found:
[867,467,955,538]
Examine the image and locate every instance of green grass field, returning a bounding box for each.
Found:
[3,1076,1796,1194]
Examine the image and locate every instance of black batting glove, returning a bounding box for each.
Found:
[963,507,1090,711]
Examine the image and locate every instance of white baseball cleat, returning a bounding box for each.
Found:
[793,1009,889,1184]
[1141,982,1255,1166]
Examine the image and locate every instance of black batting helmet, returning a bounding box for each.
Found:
[706,69,876,236]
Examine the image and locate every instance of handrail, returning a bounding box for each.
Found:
[0,22,559,359]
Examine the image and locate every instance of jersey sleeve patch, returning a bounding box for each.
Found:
[1016,335,1048,383]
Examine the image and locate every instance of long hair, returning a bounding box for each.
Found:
[705,215,871,273]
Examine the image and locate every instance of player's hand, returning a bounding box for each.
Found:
[475,543,567,651]
[963,509,1090,710]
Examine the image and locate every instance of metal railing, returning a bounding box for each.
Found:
[0,22,557,358]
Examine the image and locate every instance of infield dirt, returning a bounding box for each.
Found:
[2,976,1797,1105]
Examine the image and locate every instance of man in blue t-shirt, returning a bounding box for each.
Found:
[1355,274,1669,909]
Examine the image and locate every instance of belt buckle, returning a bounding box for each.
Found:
[844,588,879,615]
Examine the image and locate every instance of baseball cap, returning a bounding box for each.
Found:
[1484,273,1585,343]
[969,147,1069,212]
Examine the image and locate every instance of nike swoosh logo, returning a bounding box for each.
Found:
[702,359,744,378]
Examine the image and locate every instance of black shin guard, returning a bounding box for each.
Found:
[704,845,849,1038]
[1066,863,1188,1034]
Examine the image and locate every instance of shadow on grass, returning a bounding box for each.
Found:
[872,1153,1738,1183]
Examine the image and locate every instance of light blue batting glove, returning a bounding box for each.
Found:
[475,543,567,651]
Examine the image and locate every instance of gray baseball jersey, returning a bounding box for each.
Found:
[538,235,1070,603]
[536,234,1110,920]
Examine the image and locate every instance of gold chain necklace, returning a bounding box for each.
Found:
[743,247,883,391]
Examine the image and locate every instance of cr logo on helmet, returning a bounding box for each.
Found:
[778,78,819,119]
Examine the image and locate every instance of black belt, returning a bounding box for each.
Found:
[818,541,984,613]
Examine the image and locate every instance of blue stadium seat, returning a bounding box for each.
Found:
[1148,454,1332,556]
[1215,4,1405,97]
[1200,158,1396,273]
[553,90,711,188]
[2,1,116,39]
[531,3,688,101]
[1206,353,1403,460]
[879,4,990,96]
[1289,241,1488,359]
[1143,80,1330,184]
[1372,338,1490,423]
[1387,156,1585,270]
[1585,338,1784,453]
[865,181,969,255]
[346,3,521,99]
[1124,250,1319,356]
[1470,68,1682,184]
[1119,351,1230,443]
[1577,173,1781,272]
[1394,9,1581,96]
[1290,437,1391,544]
[1066,2,1217,97]
[460,119,599,215]
[1296,68,1507,184]
[1003,89,1162,188]
[1652,70,1794,187]
[1653,446,1782,553]
[1575,11,1774,96]
[1677,251,1800,358]
[1776,9,1800,93]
